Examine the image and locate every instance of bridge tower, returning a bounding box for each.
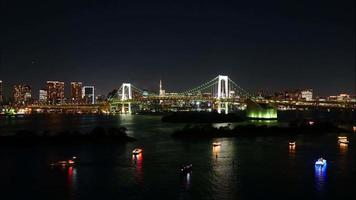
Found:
[121,83,132,101]
[217,75,229,100]
[118,83,132,114]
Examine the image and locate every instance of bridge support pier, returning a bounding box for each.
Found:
[217,101,229,114]
[121,102,132,114]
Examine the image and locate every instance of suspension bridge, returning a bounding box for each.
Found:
[108,75,253,114]
[23,74,355,115]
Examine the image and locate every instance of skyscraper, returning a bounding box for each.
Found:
[47,81,65,105]
[13,84,32,105]
[82,86,95,104]
[70,82,83,104]
[39,89,47,104]
[159,79,165,97]
[0,80,3,104]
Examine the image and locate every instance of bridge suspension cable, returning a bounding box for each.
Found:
[228,78,252,98]
[109,75,253,101]
[178,76,219,95]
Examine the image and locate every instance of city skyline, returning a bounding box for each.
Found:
[0,77,354,103]
[0,2,355,199]
[0,77,354,100]
[1,0,355,98]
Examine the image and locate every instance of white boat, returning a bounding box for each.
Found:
[132,148,142,155]
[339,140,349,144]
[212,142,221,147]
[180,164,192,174]
[289,142,296,146]
[338,136,349,144]
[315,158,327,166]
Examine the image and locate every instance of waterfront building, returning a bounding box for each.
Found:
[47,81,65,105]
[95,95,106,103]
[82,86,95,104]
[142,90,149,98]
[13,84,32,105]
[39,89,47,103]
[70,82,83,104]
[273,89,313,101]
[327,94,351,102]
[301,89,313,101]
[336,94,351,102]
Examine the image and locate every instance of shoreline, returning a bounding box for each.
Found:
[0,127,136,145]
[172,120,352,139]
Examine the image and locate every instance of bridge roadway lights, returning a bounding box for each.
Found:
[217,75,229,100]
[109,101,132,114]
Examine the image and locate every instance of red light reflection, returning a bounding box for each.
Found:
[132,153,143,185]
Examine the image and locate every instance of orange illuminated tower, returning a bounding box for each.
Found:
[13,84,32,105]
[47,81,65,105]
[70,82,83,104]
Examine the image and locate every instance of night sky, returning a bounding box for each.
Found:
[1,0,355,98]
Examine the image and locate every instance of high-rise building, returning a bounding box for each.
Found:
[70,82,83,104]
[0,80,3,104]
[13,84,32,105]
[95,95,106,103]
[47,81,65,105]
[159,79,165,97]
[82,86,95,104]
[39,89,47,103]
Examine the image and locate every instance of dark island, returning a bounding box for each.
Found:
[162,112,244,123]
[172,120,350,139]
[0,126,135,145]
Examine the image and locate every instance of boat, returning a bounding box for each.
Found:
[339,140,349,144]
[289,142,296,146]
[132,148,142,155]
[315,158,327,166]
[180,164,192,174]
[50,156,76,167]
[338,136,349,144]
[213,142,221,147]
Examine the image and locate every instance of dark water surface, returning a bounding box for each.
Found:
[0,114,355,200]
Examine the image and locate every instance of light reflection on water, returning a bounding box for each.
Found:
[183,172,191,190]
[314,164,327,192]
[0,115,355,199]
[132,154,144,185]
[289,144,296,155]
[211,140,237,200]
[67,167,77,200]
[212,142,221,159]
[339,143,348,154]
[212,123,232,129]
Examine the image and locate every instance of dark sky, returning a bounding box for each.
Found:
[1,0,355,98]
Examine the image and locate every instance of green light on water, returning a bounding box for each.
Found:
[246,103,278,119]
[247,109,277,119]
